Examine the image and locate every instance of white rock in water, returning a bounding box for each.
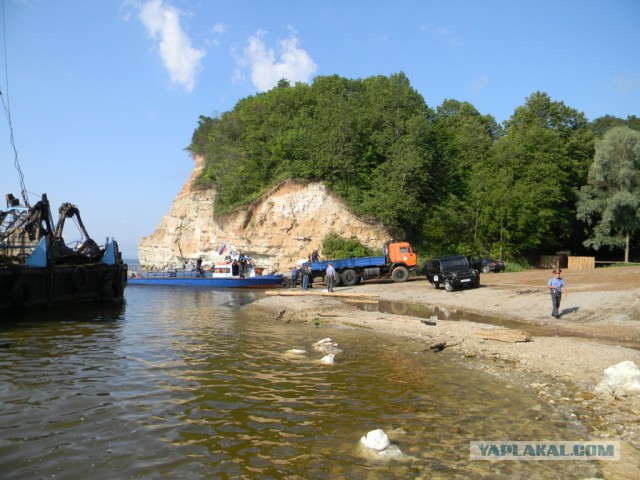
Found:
[286,349,307,355]
[314,338,338,349]
[360,429,390,451]
[596,360,640,395]
[320,353,335,364]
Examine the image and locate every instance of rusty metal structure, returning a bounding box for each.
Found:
[1,193,127,311]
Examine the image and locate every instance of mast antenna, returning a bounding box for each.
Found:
[1,0,29,207]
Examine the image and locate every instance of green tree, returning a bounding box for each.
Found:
[591,115,640,138]
[188,73,438,236]
[422,100,500,255]
[576,126,640,262]
[470,92,594,258]
[321,232,374,259]
[185,78,611,263]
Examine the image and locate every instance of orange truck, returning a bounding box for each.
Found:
[305,241,418,286]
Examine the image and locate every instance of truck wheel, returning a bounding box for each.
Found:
[341,269,358,286]
[391,266,409,282]
[432,282,439,289]
[444,279,454,292]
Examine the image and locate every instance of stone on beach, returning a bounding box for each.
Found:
[596,360,640,396]
[360,429,390,451]
[358,429,408,460]
[320,353,335,364]
[286,349,307,355]
[313,338,335,347]
[313,337,344,355]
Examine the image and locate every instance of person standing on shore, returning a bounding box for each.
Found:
[291,265,299,288]
[302,263,311,290]
[547,269,567,318]
[325,263,337,292]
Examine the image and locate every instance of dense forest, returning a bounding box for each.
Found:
[187,73,640,263]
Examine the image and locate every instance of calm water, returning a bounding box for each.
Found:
[0,287,600,479]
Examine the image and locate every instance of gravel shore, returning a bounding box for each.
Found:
[243,266,640,479]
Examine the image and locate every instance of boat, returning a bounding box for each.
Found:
[0,193,128,311]
[128,251,283,288]
[0,27,127,312]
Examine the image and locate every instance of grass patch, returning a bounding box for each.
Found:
[604,262,640,268]
[503,259,533,273]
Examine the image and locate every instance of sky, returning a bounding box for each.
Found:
[1,0,639,259]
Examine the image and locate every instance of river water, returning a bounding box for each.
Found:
[1,286,601,479]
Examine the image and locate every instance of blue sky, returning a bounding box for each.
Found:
[1,0,638,258]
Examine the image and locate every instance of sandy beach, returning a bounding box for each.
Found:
[243,266,640,479]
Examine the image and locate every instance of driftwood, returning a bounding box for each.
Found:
[423,341,460,352]
[475,328,532,343]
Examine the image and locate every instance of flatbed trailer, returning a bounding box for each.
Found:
[305,241,417,287]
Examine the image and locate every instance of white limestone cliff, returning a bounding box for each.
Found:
[137,155,391,273]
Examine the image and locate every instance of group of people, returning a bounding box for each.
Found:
[290,248,340,292]
[291,263,313,290]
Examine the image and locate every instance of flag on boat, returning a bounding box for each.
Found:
[218,242,227,255]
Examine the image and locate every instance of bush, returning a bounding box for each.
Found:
[321,233,373,259]
[503,259,531,272]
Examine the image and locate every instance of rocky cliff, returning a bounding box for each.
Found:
[137,155,391,272]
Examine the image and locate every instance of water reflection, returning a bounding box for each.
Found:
[0,288,601,479]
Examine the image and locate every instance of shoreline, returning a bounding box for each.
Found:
[244,267,640,478]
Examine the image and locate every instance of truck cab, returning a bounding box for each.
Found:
[385,241,417,268]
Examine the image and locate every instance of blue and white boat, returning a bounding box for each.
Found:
[128,253,283,289]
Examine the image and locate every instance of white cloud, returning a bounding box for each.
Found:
[240,30,317,92]
[470,75,490,92]
[610,74,640,95]
[422,22,461,48]
[207,23,225,47]
[212,23,225,35]
[139,0,206,92]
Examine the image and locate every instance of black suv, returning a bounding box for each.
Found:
[423,255,480,292]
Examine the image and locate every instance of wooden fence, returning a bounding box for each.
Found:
[539,255,595,269]
[538,255,567,269]
[567,256,595,269]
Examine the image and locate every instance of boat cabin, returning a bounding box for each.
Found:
[211,254,258,278]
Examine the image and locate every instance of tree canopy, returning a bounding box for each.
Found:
[188,73,639,262]
[577,127,640,262]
